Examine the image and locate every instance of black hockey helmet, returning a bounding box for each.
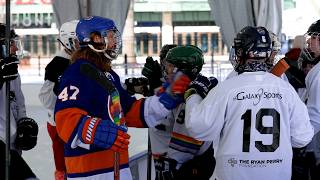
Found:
[231,26,272,73]
[307,19,320,35]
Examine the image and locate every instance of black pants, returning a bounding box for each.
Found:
[0,140,36,180]
[292,150,320,180]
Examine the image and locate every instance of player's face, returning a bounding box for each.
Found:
[302,63,315,75]
[306,35,320,58]
[10,37,22,56]
[91,31,116,51]
[164,61,176,82]
[106,31,116,50]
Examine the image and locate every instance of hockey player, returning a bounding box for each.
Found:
[145,45,218,180]
[185,26,314,180]
[38,19,79,180]
[54,16,192,179]
[291,19,320,180]
[0,23,39,180]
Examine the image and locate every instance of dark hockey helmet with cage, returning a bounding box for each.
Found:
[307,19,320,35]
[0,23,21,58]
[165,45,204,80]
[299,19,320,65]
[232,26,272,73]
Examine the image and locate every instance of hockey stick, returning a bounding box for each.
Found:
[147,131,152,180]
[80,63,121,180]
[270,58,290,77]
[4,1,11,179]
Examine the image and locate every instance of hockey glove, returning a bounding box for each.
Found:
[44,56,70,95]
[78,116,130,153]
[15,117,39,151]
[124,77,149,96]
[159,71,191,109]
[184,75,218,100]
[142,56,163,93]
[0,56,19,82]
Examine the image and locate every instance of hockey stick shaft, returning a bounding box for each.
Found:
[270,58,290,77]
[5,1,11,179]
[114,152,120,180]
[147,131,152,180]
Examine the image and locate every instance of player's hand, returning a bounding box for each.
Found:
[78,116,130,153]
[159,71,191,109]
[0,56,19,82]
[15,117,39,151]
[124,77,149,96]
[142,56,163,93]
[184,75,218,100]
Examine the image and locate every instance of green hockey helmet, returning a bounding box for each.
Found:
[165,45,204,79]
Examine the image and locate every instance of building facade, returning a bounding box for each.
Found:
[0,0,303,63]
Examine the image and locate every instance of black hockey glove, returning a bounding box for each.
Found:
[15,117,38,151]
[184,75,218,100]
[124,77,149,96]
[177,145,215,179]
[141,56,163,94]
[44,56,70,95]
[0,56,19,83]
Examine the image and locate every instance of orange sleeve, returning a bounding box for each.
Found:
[125,99,148,128]
[55,108,88,143]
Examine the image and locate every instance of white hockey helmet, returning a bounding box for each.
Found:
[59,20,79,53]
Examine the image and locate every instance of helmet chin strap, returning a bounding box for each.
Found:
[88,44,114,60]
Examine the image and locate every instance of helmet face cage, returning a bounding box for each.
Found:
[0,24,22,59]
[159,44,177,75]
[102,29,122,59]
[59,20,79,53]
[302,32,320,62]
[233,26,272,72]
[229,46,240,70]
[267,32,282,69]
[76,16,122,60]
[301,19,320,62]
[11,36,23,58]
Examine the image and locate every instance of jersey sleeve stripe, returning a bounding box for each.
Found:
[55,107,88,142]
[65,149,129,174]
[124,99,148,128]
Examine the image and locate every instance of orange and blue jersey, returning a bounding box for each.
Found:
[54,59,147,179]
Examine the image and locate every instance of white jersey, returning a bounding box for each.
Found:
[0,75,27,147]
[38,50,70,126]
[185,71,314,180]
[149,103,211,168]
[305,62,320,134]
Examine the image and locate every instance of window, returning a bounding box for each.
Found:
[201,34,208,53]
[152,34,158,54]
[177,34,182,46]
[186,33,191,45]
[135,33,141,56]
[32,35,38,54]
[42,36,47,56]
[194,32,198,46]
[23,35,31,52]
[143,33,149,54]
[211,33,218,53]
[48,35,57,55]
